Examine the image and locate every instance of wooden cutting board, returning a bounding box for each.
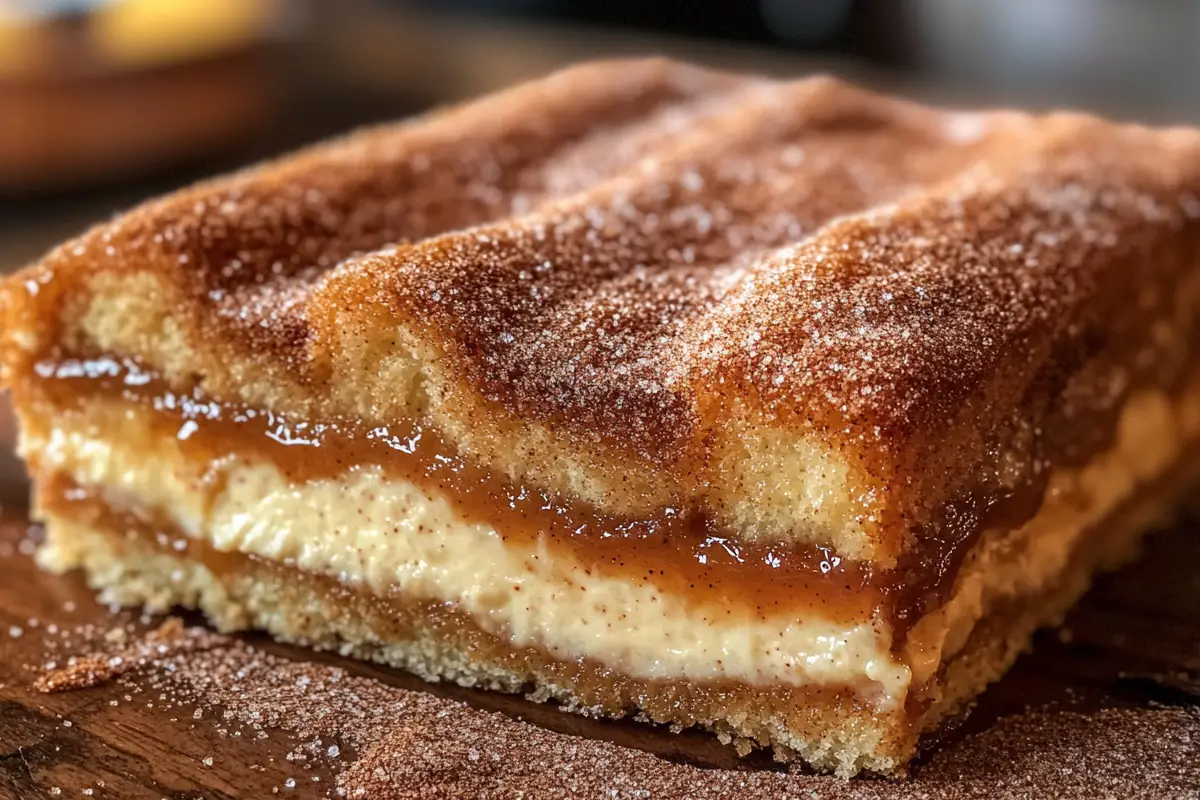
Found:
[2,506,1199,799]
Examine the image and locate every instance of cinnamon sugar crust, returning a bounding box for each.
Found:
[4,59,1200,561]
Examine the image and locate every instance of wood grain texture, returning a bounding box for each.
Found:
[1,512,1199,799]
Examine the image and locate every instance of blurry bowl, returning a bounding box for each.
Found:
[0,0,287,193]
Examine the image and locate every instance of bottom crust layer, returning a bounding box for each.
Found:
[35,442,1197,777]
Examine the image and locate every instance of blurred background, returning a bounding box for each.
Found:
[0,0,1199,485]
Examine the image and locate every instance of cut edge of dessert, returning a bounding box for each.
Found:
[2,58,1199,776]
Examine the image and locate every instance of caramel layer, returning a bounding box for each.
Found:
[26,356,883,623]
[24,350,1200,634]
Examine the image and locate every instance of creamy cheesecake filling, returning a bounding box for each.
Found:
[35,502,913,777]
[16,350,1200,716]
[902,382,1200,686]
[28,411,911,703]
[26,356,886,624]
[22,371,1200,710]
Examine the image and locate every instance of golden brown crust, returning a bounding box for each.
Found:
[4,58,1200,559]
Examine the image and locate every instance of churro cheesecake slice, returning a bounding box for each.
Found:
[3,59,1200,776]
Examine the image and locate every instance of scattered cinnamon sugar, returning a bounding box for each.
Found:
[29,619,1200,799]
[32,617,208,692]
[33,653,122,693]
[345,706,1200,800]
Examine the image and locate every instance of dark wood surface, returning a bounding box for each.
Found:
[1,508,1199,798]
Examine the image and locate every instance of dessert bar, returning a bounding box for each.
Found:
[4,59,1200,775]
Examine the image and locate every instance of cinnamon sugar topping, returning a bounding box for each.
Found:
[3,58,1199,563]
